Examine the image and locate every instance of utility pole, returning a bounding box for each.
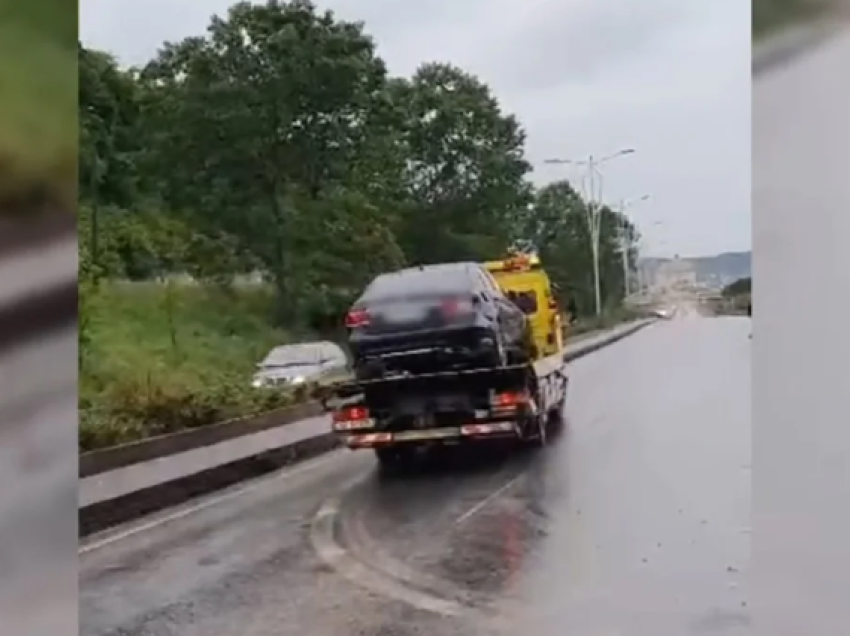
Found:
[544,148,635,316]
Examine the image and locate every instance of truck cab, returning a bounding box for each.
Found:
[483,254,565,358]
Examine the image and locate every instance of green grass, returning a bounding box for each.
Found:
[0,1,77,214]
[79,282,317,452]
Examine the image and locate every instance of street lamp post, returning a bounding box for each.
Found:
[616,194,650,297]
[544,149,635,315]
[635,220,663,293]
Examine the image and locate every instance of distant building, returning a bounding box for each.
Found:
[654,257,696,289]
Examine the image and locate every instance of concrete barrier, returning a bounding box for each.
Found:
[79,400,325,477]
[80,432,340,536]
[562,318,651,362]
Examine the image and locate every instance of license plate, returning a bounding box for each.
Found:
[386,305,424,321]
[393,428,460,441]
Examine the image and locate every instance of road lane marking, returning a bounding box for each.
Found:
[455,473,524,525]
[310,488,466,617]
[342,496,482,607]
[79,449,345,555]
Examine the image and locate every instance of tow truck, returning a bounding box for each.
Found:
[323,254,570,468]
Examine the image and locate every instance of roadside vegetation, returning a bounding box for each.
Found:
[753,0,829,39]
[718,277,752,315]
[80,0,645,451]
[0,0,76,219]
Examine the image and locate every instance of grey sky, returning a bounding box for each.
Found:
[80,0,751,258]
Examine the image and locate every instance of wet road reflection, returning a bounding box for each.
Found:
[510,314,750,634]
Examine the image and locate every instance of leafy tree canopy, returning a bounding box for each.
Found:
[79,0,641,328]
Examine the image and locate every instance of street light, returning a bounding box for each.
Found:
[543,148,636,315]
[635,219,663,292]
[616,194,650,297]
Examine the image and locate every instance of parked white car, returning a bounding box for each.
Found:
[251,341,348,388]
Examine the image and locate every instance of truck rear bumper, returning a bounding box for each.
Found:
[341,421,518,448]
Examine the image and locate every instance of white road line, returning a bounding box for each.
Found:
[79,450,343,554]
[310,488,466,617]
[455,473,524,525]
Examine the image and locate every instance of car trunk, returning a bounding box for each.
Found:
[359,294,475,336]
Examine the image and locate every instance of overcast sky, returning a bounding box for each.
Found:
[80,0,751,258]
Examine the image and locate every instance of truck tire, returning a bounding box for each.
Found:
[374,446,413,472]
[547,404,566,438]
[374,446,398,467]
[533,415,548,447]
[523,411,547,448]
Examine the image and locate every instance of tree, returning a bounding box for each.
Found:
[78,1,643,330]
[391,63,533,264]
[140,0,398,320]
[515,180,635,317]
[722,276,751,298]
[78,45,143,209]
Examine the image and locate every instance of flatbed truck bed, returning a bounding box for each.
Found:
[323,351,569,467]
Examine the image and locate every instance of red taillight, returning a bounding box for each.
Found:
[493,391,527,407]
[345,309,370,328]
[333,405,370,422]
[440,297,473,317]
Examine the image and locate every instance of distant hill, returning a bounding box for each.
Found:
[640,251,751,286]
[687,251,751,283]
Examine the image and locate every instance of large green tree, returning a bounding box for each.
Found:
[392,63,533,264]
[140,0,402,319]
[78,0,643,328]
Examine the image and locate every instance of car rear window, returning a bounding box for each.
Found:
[360,266,473,302]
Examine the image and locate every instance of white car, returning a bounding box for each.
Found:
[252,341,348,388]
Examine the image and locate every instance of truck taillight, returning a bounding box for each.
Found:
[492,391,527,407]
[333,405,370,422]
[345,309,370,328]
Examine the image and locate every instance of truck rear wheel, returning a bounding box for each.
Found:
[374,446,397,466]
[527,413,548,448]
[374,446,413,472]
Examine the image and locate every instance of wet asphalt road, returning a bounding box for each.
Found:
[0,232,78,636]
[0,328,78,636]
[753,24,850,635]
[80,313,750,636]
